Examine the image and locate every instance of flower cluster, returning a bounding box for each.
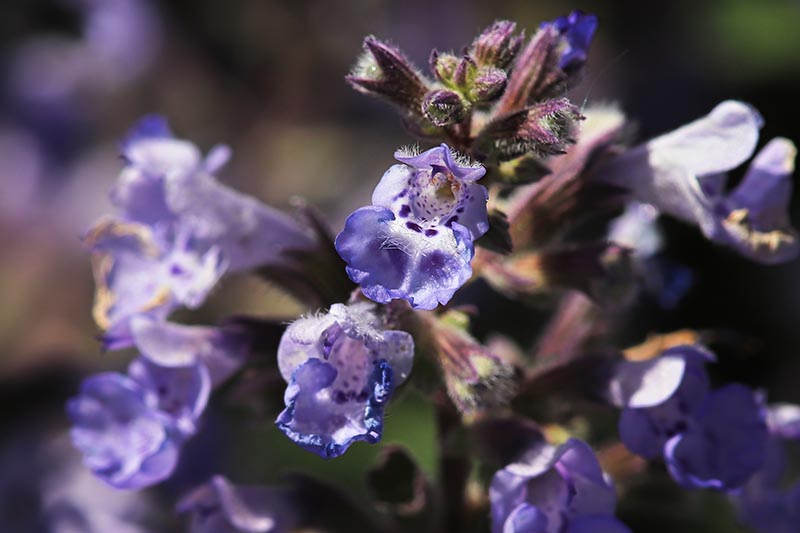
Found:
[60,8,800,533]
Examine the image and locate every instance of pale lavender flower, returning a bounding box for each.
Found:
[67,372,183,490]
[489,438,630,533]
[275,302,414,458]
[591,101,798,264]
[335,144,488,310]
[129,317,250,387]
[177,475,296,533]
[87,116,316,348]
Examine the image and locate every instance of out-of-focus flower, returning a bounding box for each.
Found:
[336,144,488,310]
[664,384,768,490]
[275,302,414,458]
[608,203,694,308]
[68,319,249,489]
[733,404,800,533]
[541,11,599,71]
[129,317,250,386]
[591,101,799,264]
[67,372,184,490]
[87,116,316,348]
[178,475,296,533]
[489,438,630,533]
[618,345,768,490]
[618,346,713,460]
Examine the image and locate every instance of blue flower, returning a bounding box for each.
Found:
[68,321,249,489]
[87,116,316,348]
[617,345,768,490]
[335,144,488,310]
[67,371,183,490]
[617,345,713,460]
[275,302,414,458]
[541,11,598,70]
[733,404,800,533]
[664,384,768,490]
[489,438,630,533]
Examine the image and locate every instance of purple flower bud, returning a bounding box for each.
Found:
[178,475,296,533]
[422,89,466,127]
[275,302,414,458]
[541,11,598,71]
[478,98,583,161]
[67,372,181,490]
[490,438,630,533]
[434,319,517,413]
[471,20,524,69]
[429,50,461,85]
[469,66,507,102]
[590,101,799,264]
[346,36,429,117]
[453,55,477,89]
[335,144,488,309]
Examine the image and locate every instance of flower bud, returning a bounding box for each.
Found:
[422,89,466,126]
[477,98,583,161]
[346,36,429,117]
[430,313,517,413]
[430,50,460,85]
[468,66,507,102]
[471,20,524,69]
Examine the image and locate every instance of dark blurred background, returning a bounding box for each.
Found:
[0,0,799,531]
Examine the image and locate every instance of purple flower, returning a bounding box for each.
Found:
[617,345,713,460]
[87,116,316,348]
[591,101,798,264]
[67,372,182,490]
[178,475,295,533]
[541,11,598,70]
[733,404,800,532]
[275,302,414,458]
[489,438,630,533]
[617,345,768,490]
[664,384,768,490]
[335,144,488,310]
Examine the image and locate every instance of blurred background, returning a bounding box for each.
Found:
[1,0,799,531]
